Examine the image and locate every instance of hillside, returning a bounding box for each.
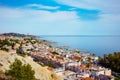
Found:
[0,50,61,80]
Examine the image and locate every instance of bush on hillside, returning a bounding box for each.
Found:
[6,58,36,80]
[0,47,9,52]
[51,51,59,55]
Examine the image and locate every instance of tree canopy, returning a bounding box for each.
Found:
[99,52,120,73]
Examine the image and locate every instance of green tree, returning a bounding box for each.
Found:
[51,51,59,55]
[99,52,120,78]
[6,58,36,80]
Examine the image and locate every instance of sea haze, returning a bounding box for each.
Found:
[40,35,120,56]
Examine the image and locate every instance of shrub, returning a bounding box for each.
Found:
[6,58,36,80]
[0,47,9,52]
[51,51,59,55]
[16,47,29,57]
[0,40,12,47]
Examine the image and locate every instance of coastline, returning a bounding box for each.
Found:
[40,35,120,56]
[39,35,120,79]
[0,33,117,80]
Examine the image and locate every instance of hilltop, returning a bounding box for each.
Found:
[0,33,61,80]
[1,33,37,38]
[0,50,61,80]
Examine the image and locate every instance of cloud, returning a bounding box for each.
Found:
[0,7,78,22]
[0,7,24,19]
[25,4,60,10]
[0,6,120,35]
[55,0,96,10]
[0,7,79,35]
[55,0,120,14]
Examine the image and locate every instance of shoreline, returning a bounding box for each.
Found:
[39,35,120,79]
[39,35,120,57]
[0,33,117,80]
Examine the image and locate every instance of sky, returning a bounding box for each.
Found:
[0,0,120,35]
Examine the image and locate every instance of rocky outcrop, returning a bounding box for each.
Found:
[0,50,61,80]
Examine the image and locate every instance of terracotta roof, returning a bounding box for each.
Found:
[76,65,88,70]
[84,77,94,80]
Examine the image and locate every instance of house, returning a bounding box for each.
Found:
[66,61,81,67]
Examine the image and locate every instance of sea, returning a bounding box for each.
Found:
[40,35,120,56]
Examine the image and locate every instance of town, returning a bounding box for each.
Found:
[0,33,114,80]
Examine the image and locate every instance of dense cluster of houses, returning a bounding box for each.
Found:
[0,34,114,80]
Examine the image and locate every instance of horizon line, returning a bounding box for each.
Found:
[39,35,120,37]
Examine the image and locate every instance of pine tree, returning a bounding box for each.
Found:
[6,58,36,80]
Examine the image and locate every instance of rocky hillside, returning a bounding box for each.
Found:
[0,50,61,80]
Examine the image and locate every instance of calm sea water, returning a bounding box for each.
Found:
[40,35,120,56]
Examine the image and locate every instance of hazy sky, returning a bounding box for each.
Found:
[0,0,120,35]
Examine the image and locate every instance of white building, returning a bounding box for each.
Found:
[66,62,81,67]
